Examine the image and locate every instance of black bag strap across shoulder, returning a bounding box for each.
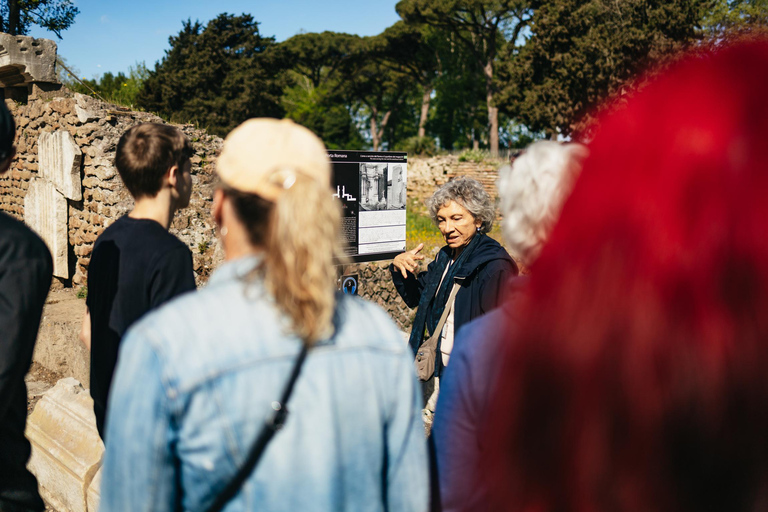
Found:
[204,343,309,512]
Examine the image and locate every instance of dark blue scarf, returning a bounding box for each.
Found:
[407,233,484,355]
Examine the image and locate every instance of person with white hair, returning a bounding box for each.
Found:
[431,140,587,511]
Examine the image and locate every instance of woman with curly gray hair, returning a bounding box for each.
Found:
[391,177,517,420]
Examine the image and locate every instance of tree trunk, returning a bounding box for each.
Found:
[484,60,499,156]
[378,110,391,150]
[8,0,20,35]
[370,113,380,152]
[370,109,392,151]
[417,86,432,138]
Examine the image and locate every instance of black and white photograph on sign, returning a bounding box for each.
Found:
[358,162,407,256]
[388,163,407,209]
[359,163,388,211]
[359,163,407,211]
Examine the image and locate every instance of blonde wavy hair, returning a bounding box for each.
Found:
[227,175,347,345]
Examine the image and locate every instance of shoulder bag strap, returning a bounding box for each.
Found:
[204,343,309,512]
[420,281,462,351]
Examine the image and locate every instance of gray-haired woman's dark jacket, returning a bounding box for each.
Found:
[390,234,517,357]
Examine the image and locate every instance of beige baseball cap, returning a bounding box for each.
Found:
[216,118,330,201]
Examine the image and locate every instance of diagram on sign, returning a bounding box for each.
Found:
[333,185,357,202]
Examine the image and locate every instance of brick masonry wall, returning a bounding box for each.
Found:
[0,91,222,288]
[406,154,505,209]
[1,89,505,332]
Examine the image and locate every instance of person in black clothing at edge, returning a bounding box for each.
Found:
[0,101,53,511]
[79,123,196,441]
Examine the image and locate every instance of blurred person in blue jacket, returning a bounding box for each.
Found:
[100,118,428,512]
[433,141,587,511]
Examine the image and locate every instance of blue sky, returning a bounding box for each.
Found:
[29,0,402,80]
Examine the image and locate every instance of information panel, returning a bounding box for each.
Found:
[329,150,407,263]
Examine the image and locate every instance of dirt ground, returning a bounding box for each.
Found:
[26,362,64,414]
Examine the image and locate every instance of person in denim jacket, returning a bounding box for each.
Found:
[100,119,428,512]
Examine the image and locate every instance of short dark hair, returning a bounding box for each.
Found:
[0,100,16,163]
[114,123,192,199]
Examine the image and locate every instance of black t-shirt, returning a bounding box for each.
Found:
[87,216,195,438]
[0,211,52,511]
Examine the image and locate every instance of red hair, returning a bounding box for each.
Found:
[483,39,768,512]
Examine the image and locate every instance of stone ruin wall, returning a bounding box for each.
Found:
[0,92,222,289]
[1,90,505,333]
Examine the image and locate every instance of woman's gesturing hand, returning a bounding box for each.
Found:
[393,243,425,278]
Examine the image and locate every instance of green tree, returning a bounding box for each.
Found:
[701,0,768,36]
[280,72,365,149]
[428,29,489,149]
[137,14,284,136]
[341,36,413,151]
[65,63,149,108]
[0,0,78,38]
[501,0,709,137]
[396,0,532,155]
[375,21,440,138]
[278,31,365,148]
[280,31,360,88]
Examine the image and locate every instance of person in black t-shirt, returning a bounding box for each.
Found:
[79,123,196,441]
[0,100,52,512]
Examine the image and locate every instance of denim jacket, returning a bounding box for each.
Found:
[100,256,428,512]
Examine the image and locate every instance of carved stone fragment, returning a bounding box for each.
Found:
[25,179,69,278]
[0,33,58,87]
[39,130,83,200]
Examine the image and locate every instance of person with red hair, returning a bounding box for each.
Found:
[481,38,768,512]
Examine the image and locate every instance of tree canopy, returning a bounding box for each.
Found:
[74,3,768,151]
[396,0,532,154]
[64,62,149,108]
[499,0,711,137]
[137,14,284,137]
[0,0,78,38]
[702,0,768,35]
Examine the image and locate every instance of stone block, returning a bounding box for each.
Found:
[93,165,116,181]
[48,97,73,116]
[74,93,104,124]
[86,466,101,512]
[26,378,104,512]
[39,130,83,200]
[25,179,69,278]
[0,34,58,87]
